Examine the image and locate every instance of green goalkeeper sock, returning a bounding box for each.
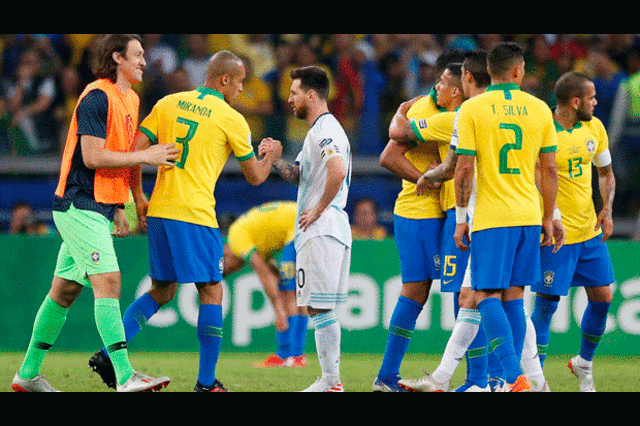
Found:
[19,296,69,380]
[94,298,134,386]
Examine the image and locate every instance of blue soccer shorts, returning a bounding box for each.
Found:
[532,234,615,297]
[147,216,224,284]
[470,225,541,291]
[393,214,444,283]
[440,209,471,293]
[278,240,296,292]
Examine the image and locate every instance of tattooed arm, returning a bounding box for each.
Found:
[596,163,615,241]
[453,154,474,251]
[272,159,301,185]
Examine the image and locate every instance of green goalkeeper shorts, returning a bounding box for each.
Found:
[52,203,120,288]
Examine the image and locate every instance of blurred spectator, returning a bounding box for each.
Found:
[263,43,294,150]
[9,201,33,234]
[583,45,626,129]
[75,34,101,88]
[1,48,59,155]
[8,200,52,235]
[609,43,640,217]
[523,34,560,104]
[53,66,82,154]
[353,40,385,155]
[330,34,363,141]
[182,34,211,89]
[233,55,273,142]
[140,34,179,117]
[166,66,193,94]
[351,198,388,240]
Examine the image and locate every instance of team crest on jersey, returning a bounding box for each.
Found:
[91,251,100,264]
[543,270,554,287]
[219,257,224,274]
[586,138,596,155]
[418,119,428,129]
[434,254,441,270]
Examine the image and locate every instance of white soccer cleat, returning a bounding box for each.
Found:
[116,371,170,392]
[451,382,491,392]
[299,377,344,392]
[12,372,61,392]
[397,371,450,392]
[568,356,596,392]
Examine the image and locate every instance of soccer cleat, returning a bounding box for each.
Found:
[194,379,230,392]
[116,371,170,392]
[299,377,344,392]
[283,354,307,367]
[12,372,61,392]
[397,371,450,392]
[568,356,596,392]
[500,374,532,392]
[488,376,506,392]
[253,354,287,368]
[89,349,117,389]
[452,381,491,392]
[372,376,404,392]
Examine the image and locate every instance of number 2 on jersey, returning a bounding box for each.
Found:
[499,123,522,175]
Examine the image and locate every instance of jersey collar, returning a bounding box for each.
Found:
[553,118,583,133]
[486,83,521,92]
[196,86,225,100]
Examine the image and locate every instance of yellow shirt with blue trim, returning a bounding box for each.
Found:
[140,87,255,228]
[227,201,297,260]
[410,109,458,212]
[456,83,557,232]
[552,117,608,244]
[393,89,446,219]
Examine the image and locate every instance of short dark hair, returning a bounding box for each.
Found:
[95,34,142,83]
[554,71,593,105]
[436,49,465,75]
[463,50,491,88]
[290,66,330,100]
[487,42,524,79]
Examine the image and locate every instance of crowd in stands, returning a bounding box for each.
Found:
[2,34,640,219]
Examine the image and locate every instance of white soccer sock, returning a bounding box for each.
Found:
[432,308,480,384]
[521,316,546,391]
[312,311,341,384]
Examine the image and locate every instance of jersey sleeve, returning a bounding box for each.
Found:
[455,103,476,156]
[409,111,455,147]
[227,113,255,162]
[76,89,108,139]
[539,106,557,154]
[139,101,160,144]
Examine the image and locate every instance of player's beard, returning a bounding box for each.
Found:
[293,102,308,120]
[576,104,593,122]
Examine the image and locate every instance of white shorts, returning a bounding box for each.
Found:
[296,235,351,310]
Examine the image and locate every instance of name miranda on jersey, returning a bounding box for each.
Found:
[176,100,212,118]
[489,104,529,116]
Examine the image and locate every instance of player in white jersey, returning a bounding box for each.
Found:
[260,66,351,392]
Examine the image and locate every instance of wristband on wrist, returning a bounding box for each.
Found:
[455,206,468,224]
[553,207,561,221]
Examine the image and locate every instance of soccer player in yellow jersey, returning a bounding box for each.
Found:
[529,72,615,392]
[374,50,466,392]
[454,42,564,392]
[89,50,283,392]
[223,201,308,368]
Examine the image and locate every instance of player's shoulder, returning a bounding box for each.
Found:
[311,113,348,141]
[581,116,607,133]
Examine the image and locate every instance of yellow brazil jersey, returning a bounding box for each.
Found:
[456,83,557,232]
[140,87,255,228]
[552,117,608,244]
[393,89,447,219]
[410,109,458,212]
[227,201,297,260]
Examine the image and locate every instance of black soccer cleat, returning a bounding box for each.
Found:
[89,349,117,389]
[193,379,230,392]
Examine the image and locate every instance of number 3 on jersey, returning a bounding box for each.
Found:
[174,116,199,169]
